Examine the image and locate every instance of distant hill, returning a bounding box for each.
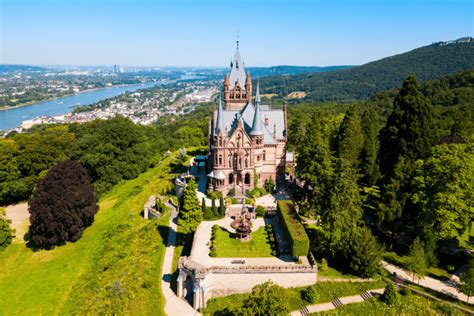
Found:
[0,64,48,73]
[260,38,474,102]
[247,65,353,77]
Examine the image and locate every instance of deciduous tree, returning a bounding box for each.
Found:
[241,281,289,315]
[27,160,98,249]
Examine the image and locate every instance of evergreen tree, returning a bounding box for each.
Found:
[381,281,401,305]
[459,260,474,303]
[211,197,218,218]
[178,179,202,233]
[322,160,362,257]
[27,160,98,249]
[202,197,213,220]
[344,226,382,277]
[335,106,364,168]
[241,281,289,315]
[406,237,428,283]
[379,75,436,180]
[359,107,380,186]
[219,195,225,217]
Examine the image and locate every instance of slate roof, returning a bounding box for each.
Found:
[218,102,285,145]
[228,48,246,90]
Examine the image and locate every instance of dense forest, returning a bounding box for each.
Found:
[289,68,473,276]
[0,105,211,205]
[261,41,474,103]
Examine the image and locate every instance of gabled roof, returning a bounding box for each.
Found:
[250,83,264,136]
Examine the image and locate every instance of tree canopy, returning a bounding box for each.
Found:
[27,160,98,249]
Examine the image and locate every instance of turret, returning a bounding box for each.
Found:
[245,72,252,99]
[215,95,225,136]
[250,83,264,138]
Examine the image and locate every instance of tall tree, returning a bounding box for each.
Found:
[178,179,202,233]
[27,160,98,249]
[219,195,225,217]
[322,160,362,256]
[296,113,334,216]
[406,237,428,283]
[335,106,364,168]
[359,106,380,186]
[378,75,436,179]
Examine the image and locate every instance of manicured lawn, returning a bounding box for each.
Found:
[204,280,385,315]
[214,226,273,257]
[317,292,466,315]
[0,152,179,314]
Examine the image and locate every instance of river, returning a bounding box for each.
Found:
[0,78,185,131]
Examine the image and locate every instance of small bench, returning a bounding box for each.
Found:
[231,260,245,264]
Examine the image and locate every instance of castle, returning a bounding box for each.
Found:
[207,42,289,195]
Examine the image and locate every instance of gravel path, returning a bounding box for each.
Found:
[4,203,29,243]
[382,261,472,304]
[161,202,200,316]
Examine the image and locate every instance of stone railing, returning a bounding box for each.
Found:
[179,257,317,278]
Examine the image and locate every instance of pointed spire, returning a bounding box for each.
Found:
[215,95,225,135]
[250,82,264,136]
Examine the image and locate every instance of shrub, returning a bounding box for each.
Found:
[277,200,309,258]
[241,281,289,315]
[381,282,401,305]
[320,258,328,272]
[209,250,217,257]
[256,205,267,217]
[302,285,319,303]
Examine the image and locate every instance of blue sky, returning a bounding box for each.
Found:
[1,0,472,66]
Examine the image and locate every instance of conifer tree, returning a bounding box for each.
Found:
[344,226,382,277]
[211,197,218,218]
[219,195,225,217]
[359,106,380,186]
[381,281,401,305]
[178,179,202,233]
[379,75,436,179]
[335,106,364,168]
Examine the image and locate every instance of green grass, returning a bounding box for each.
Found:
[0,152,179,314]
[214,226,273,257]
[317,292,466,315]
[318,265,360,279]
[204,280,385,315]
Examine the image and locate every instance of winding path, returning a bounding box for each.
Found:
[161,201,200,316]
[382,261,472,304]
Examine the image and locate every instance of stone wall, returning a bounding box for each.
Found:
[203,271,317,297]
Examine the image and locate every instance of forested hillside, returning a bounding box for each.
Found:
[247,65,353,77]
[289,68,473,278]
[261,40,474,102]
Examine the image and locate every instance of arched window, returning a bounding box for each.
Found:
[263,150,266,161]
[244,173,251,185]
[218,155,222,165]
[257,155,260,162]
[229,173,234,184]
[245,155,249,168]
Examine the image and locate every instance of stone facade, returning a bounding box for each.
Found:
[208,43,288,196]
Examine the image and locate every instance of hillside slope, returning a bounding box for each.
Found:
[0,153,179,314]
[261,39,474,102]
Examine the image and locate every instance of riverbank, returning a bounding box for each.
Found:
[0,81,159,112]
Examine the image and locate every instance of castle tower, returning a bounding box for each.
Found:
[223,40,252,110]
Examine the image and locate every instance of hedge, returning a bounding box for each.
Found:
[277,200,310,258]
